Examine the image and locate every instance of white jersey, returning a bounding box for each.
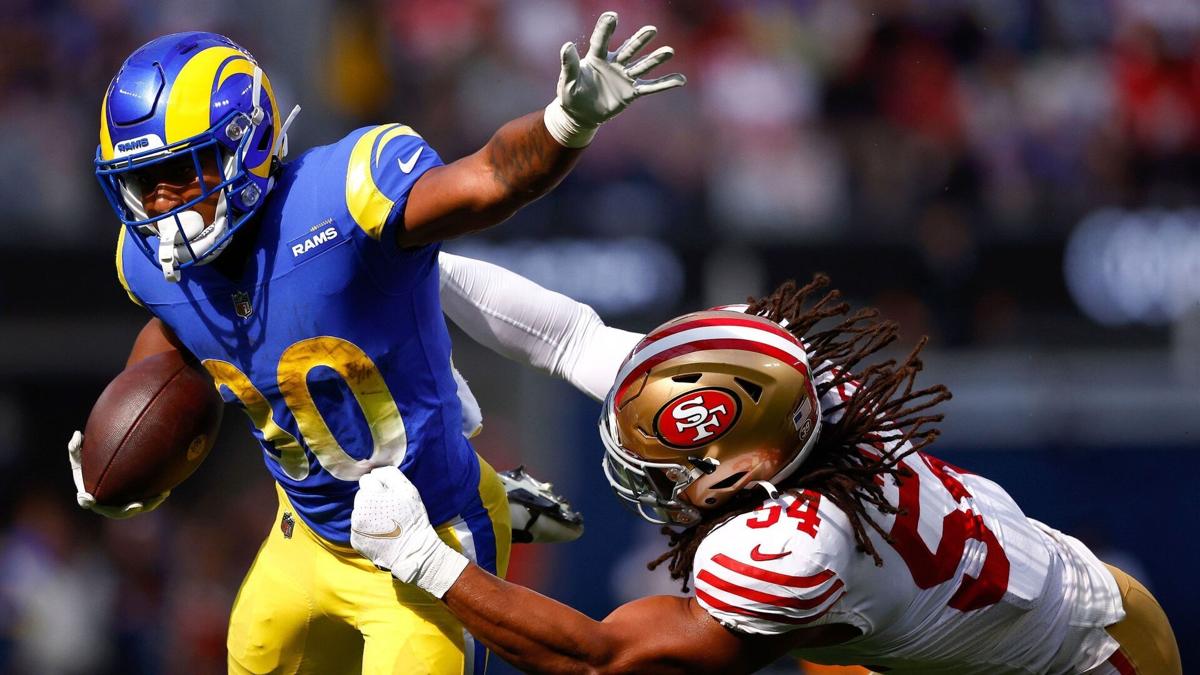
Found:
[692,449,1125,674]
[432,261,1129,671]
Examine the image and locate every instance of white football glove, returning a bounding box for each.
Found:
[67,430,169,519]
[544,11,687,148]
[351,466,469,599]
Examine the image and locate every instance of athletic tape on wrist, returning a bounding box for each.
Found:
[543,99,598,148]
[418,546,471,599]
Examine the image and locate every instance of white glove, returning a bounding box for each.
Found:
[351,466,469,599]
[67,430,169,519]
[544,11,686,148]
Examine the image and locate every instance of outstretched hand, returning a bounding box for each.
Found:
[545,11,687,147]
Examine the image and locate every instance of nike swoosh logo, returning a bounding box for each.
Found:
[750,545,791,561]
[397,146,424,174]
[352,520,403,539]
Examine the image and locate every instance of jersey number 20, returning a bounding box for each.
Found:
[202,336,407,482]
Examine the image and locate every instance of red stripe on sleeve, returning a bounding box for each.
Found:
[712,553,836,588]
[695,587,844,626]
[696,569,843,610]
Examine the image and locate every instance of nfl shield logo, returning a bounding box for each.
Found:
[232,290,253,319]
[280,512,295,539]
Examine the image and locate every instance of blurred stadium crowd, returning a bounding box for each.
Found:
[3,0,1200,335]
[4,1,1200,247]
[1,0,1198,673]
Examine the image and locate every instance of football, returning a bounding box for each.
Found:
[81,350,223,505]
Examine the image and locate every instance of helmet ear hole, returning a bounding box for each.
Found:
[733,377,763,402]
[709,471,748,491]
[256,122,273,152]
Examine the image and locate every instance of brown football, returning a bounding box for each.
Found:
[82,350,223,505]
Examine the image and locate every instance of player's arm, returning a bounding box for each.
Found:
[400,112,577,247]
[439,253,641,400]
[351,467,827,674]
[438,254,628,542]
[442,564,795,675]
[126,317,191,366]
[398,12,684,247]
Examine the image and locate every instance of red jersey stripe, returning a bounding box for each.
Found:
[696,569,844,610]
[695,587,844,626]
[712,553,836,588]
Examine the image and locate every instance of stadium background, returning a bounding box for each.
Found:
[0,0,1197,672]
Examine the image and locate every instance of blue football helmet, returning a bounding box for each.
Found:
[95,32,299,281]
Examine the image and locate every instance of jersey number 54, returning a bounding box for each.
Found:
[889,454,1011,612]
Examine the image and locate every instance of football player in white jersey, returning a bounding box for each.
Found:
[352,255,1181,674]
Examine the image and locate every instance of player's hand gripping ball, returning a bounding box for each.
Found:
[68,350,223,518]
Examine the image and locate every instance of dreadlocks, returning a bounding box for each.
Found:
[648,275,952,590]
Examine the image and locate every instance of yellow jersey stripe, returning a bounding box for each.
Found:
[345,124,420,240]
[115,227,142,306]
[374,124,418,167]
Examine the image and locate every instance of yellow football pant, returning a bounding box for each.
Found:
[1102,564,1181,675]
[227,458,511,675]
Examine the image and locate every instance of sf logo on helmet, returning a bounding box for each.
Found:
[654,388,741,448]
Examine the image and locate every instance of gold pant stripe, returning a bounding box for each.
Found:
[476,456,511,579]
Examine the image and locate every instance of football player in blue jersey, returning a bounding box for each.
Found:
[68,12,683,674]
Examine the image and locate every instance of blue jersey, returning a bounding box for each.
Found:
[117,124,479,544]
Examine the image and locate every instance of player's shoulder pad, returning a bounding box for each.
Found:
[692,491,848,635]
[339,123,444,242]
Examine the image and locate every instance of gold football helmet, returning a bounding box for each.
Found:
[600,310,821,525]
